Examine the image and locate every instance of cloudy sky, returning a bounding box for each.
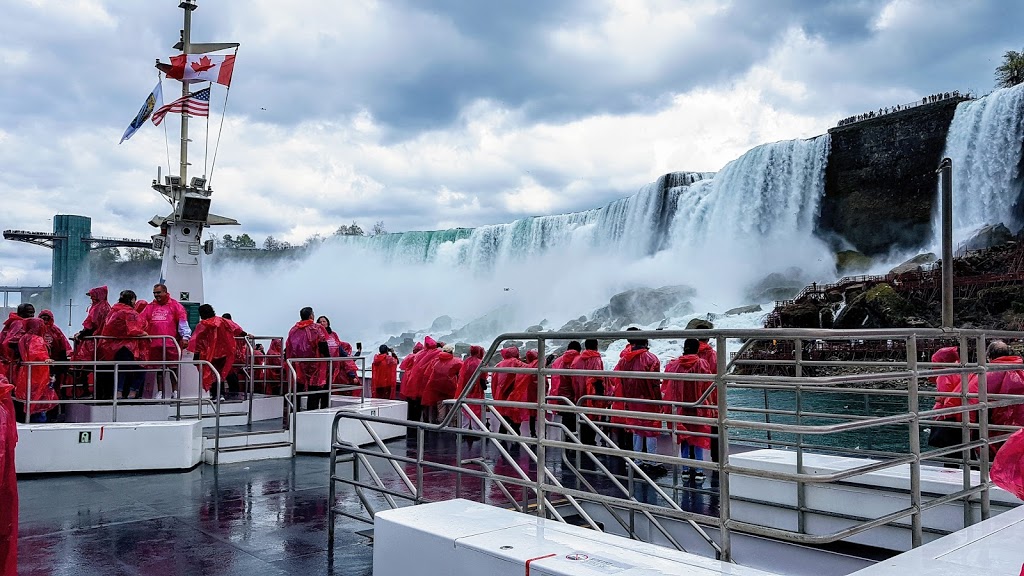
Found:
[0,0,1018,286]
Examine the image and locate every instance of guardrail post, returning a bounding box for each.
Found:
[794,338,806,536]
[535,336,546,518]
[716,334,731,562]
[976,334,991,521]
[907,336,922,548]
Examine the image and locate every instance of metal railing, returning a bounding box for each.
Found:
[328,327,1024,562]
[18,357,226,464]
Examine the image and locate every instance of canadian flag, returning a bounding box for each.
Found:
[165,54,235,86]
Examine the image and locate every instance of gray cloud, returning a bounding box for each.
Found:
[2,0,1021,287]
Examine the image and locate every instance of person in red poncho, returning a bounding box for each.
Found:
[570,339,605,448]
[422,344,463,423]
[553,341,582,433]
[490,346,524,433]
[0,374,18,576]
[967,341,1024,455]
[613,328,663,474]
[264,338,284,395]
[1,303,35,384]
[96,290,148,400]
[188,304,243,396]
[285,307,330,410]
[663,339,713,482]
[14,318,58,423]
[36,310,72,399]
[455,345,488,430]
[929,346,961,410]
[219,313,248,397]
[317,316,344,387]
[511,349,540,437]
[403,337,443,422]
[72,286,110,368]
[399,342,423,421]
[371,345,399,400]
[336,341,361,396]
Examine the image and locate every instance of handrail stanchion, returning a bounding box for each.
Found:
[715,334,732,562]
[535,335,546,518]
[907,335,922,548]
[25,364,32,424]
[977,333,991,521]
[794,337,806,536]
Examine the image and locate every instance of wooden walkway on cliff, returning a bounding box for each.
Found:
[763,246,1024,330]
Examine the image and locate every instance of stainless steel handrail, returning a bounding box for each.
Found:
[327,327,1024,563]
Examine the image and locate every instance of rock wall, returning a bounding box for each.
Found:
[818,98,967,256]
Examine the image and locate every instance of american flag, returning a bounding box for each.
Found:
[152,88,210,126]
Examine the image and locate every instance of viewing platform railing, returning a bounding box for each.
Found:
[328,327,1024,562]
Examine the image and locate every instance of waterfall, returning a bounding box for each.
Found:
[670,136,831,248]
[207,140,833,340]
[942,83,1024,237]
[355,171,713,271]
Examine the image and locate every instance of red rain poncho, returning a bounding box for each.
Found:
[402,337,441,401]
[490,347,524,420]
[285,320,328,390]
[663,353,713,449]
[371,353,398,399]
[263,339,284,393]
[188,317,241,393]
[456,346,487,418]
[697,341,718,375]
[511,349,540,424]
[398,345,422,399]
[97,302,147,362]
[73,286,110,363]
[613,347,662,437]
[0,314,25,366]
[570,350,606,416]
[138,297,188,362]
[552,349,580,402]
[991,428,1024,500]
[15,319,57,414]
[38,310,72,360]
[929,347,961,410]
[421,351,463,407]
[0,375,18,576]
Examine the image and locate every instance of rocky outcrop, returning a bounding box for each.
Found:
[819,98,967,256]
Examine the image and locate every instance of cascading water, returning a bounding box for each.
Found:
[940,83,1024,242]
[350,171,713,271]
[206,138,833,342]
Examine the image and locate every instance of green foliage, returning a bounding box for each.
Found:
[334,221,365,236]
[262,235,292,251]
[995,49,1024,88]
[123,248,158,262]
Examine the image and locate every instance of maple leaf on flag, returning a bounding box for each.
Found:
[191,55,215,73]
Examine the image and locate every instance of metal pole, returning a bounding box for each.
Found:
[907,336,922,548]
[794,338,806,536]
[179,1,195,182]
[535,337,546,519]
[938,158,954,328]
[715,334,732,562]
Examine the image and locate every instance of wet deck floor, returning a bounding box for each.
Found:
[17,434,722,575]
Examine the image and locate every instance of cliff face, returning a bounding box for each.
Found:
[818,98,967,256]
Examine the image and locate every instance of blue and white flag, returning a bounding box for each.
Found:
[120,80,163,143]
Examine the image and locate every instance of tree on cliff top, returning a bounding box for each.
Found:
[995,49,1024,88]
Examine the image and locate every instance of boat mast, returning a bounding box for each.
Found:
[179,0,195,182]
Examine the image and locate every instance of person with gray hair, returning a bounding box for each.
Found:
[963,340,1024,456]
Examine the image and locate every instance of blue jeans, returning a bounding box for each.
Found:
[680,444,705,473]
[633,435,657,462]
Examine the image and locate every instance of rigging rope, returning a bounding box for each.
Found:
[159,72,171,181]
[204,81,211,178]
[207,47,238,189]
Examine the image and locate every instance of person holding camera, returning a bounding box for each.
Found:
[371,345,399,400]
